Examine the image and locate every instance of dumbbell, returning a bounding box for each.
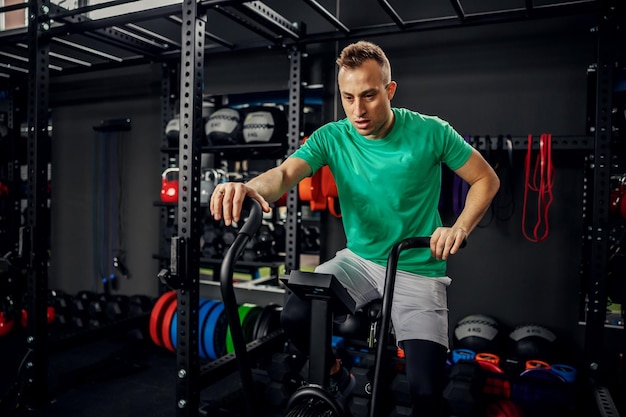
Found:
[348,396,370,417]
[88,292,130,327]
[264,380,297,407]
[50,289,72,326]
[71,291,98,328]
[19,306,56,328]
[265,351,306,383]
[351,365,373,399]
[271,221,286,254]
[300,225,320,252]
[104,294,130,321]
[252,223,276,261]
[389,404,412,417]
[391,372,411,406]
[443,361,485,417]
[259,350,305,406]
[128,294,153,317]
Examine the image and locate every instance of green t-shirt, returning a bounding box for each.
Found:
[291,108,472,277]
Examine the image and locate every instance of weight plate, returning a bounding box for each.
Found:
[204,302,228,360]
[170,311,177,349]
[161,297,178,352]
[170,299,217,358]
[242,305,263,341]
[252,304,273,340]
[198,301,221,359]
[225,304,262,354]
[198,299,220,360]
[149,291,176,347]
[253,304,282,340]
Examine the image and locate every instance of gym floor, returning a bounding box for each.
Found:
[2,325,622,417]
[2,330,175,417]
[0,328,288,417]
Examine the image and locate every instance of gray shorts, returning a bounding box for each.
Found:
[315,248,452,348]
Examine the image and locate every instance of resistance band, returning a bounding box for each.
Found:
[522,133,554,242]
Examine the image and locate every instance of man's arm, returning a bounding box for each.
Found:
[210,157,312,226]
[431,148,500,259]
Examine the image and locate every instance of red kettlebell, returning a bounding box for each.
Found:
[160,167,180,203]
[0,311,15,336]
[20,306,56,327]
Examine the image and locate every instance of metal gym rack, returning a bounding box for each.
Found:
[0,1,621,416]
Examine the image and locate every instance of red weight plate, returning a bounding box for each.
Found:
[161,297,178,352]
[149,290,176,347]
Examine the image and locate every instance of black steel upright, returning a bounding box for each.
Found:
[159,62,178,278]
[23,0,51,409]
[174,1,205,416]
[284,46,304,274]
[584,0,616,378]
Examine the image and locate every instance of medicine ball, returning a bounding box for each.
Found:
[508,323,556,362]
[205,107,242,146]
[242,106,287,144]
[453,314,501,353]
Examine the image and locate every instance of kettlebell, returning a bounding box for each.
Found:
[0,311,14,336]
[160,167,180,203]
[20,306,56,327]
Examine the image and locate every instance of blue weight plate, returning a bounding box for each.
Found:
[198,299,220,360]
[204,302,228,360]
[171,299,215,357]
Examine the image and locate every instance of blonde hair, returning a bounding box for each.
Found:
[336,40,391,84]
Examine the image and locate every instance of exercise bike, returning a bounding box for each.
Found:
[221,199,458,417]
[281,236,438,417]
[219,198,351,417]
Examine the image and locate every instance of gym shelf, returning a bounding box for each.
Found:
[199,276,285,307]
[469,134,595,151]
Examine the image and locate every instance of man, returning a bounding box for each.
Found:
[211,40,499,416]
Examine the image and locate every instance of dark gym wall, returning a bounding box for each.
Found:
[50,64,163,297]
[48,12,605,362]
[367,15,596,359]
[308,14,596,360]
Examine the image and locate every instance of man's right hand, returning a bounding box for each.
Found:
[210,182,271,226]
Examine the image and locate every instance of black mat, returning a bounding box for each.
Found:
[0,328,287,417]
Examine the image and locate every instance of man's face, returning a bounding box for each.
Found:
[338,59,397,139]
